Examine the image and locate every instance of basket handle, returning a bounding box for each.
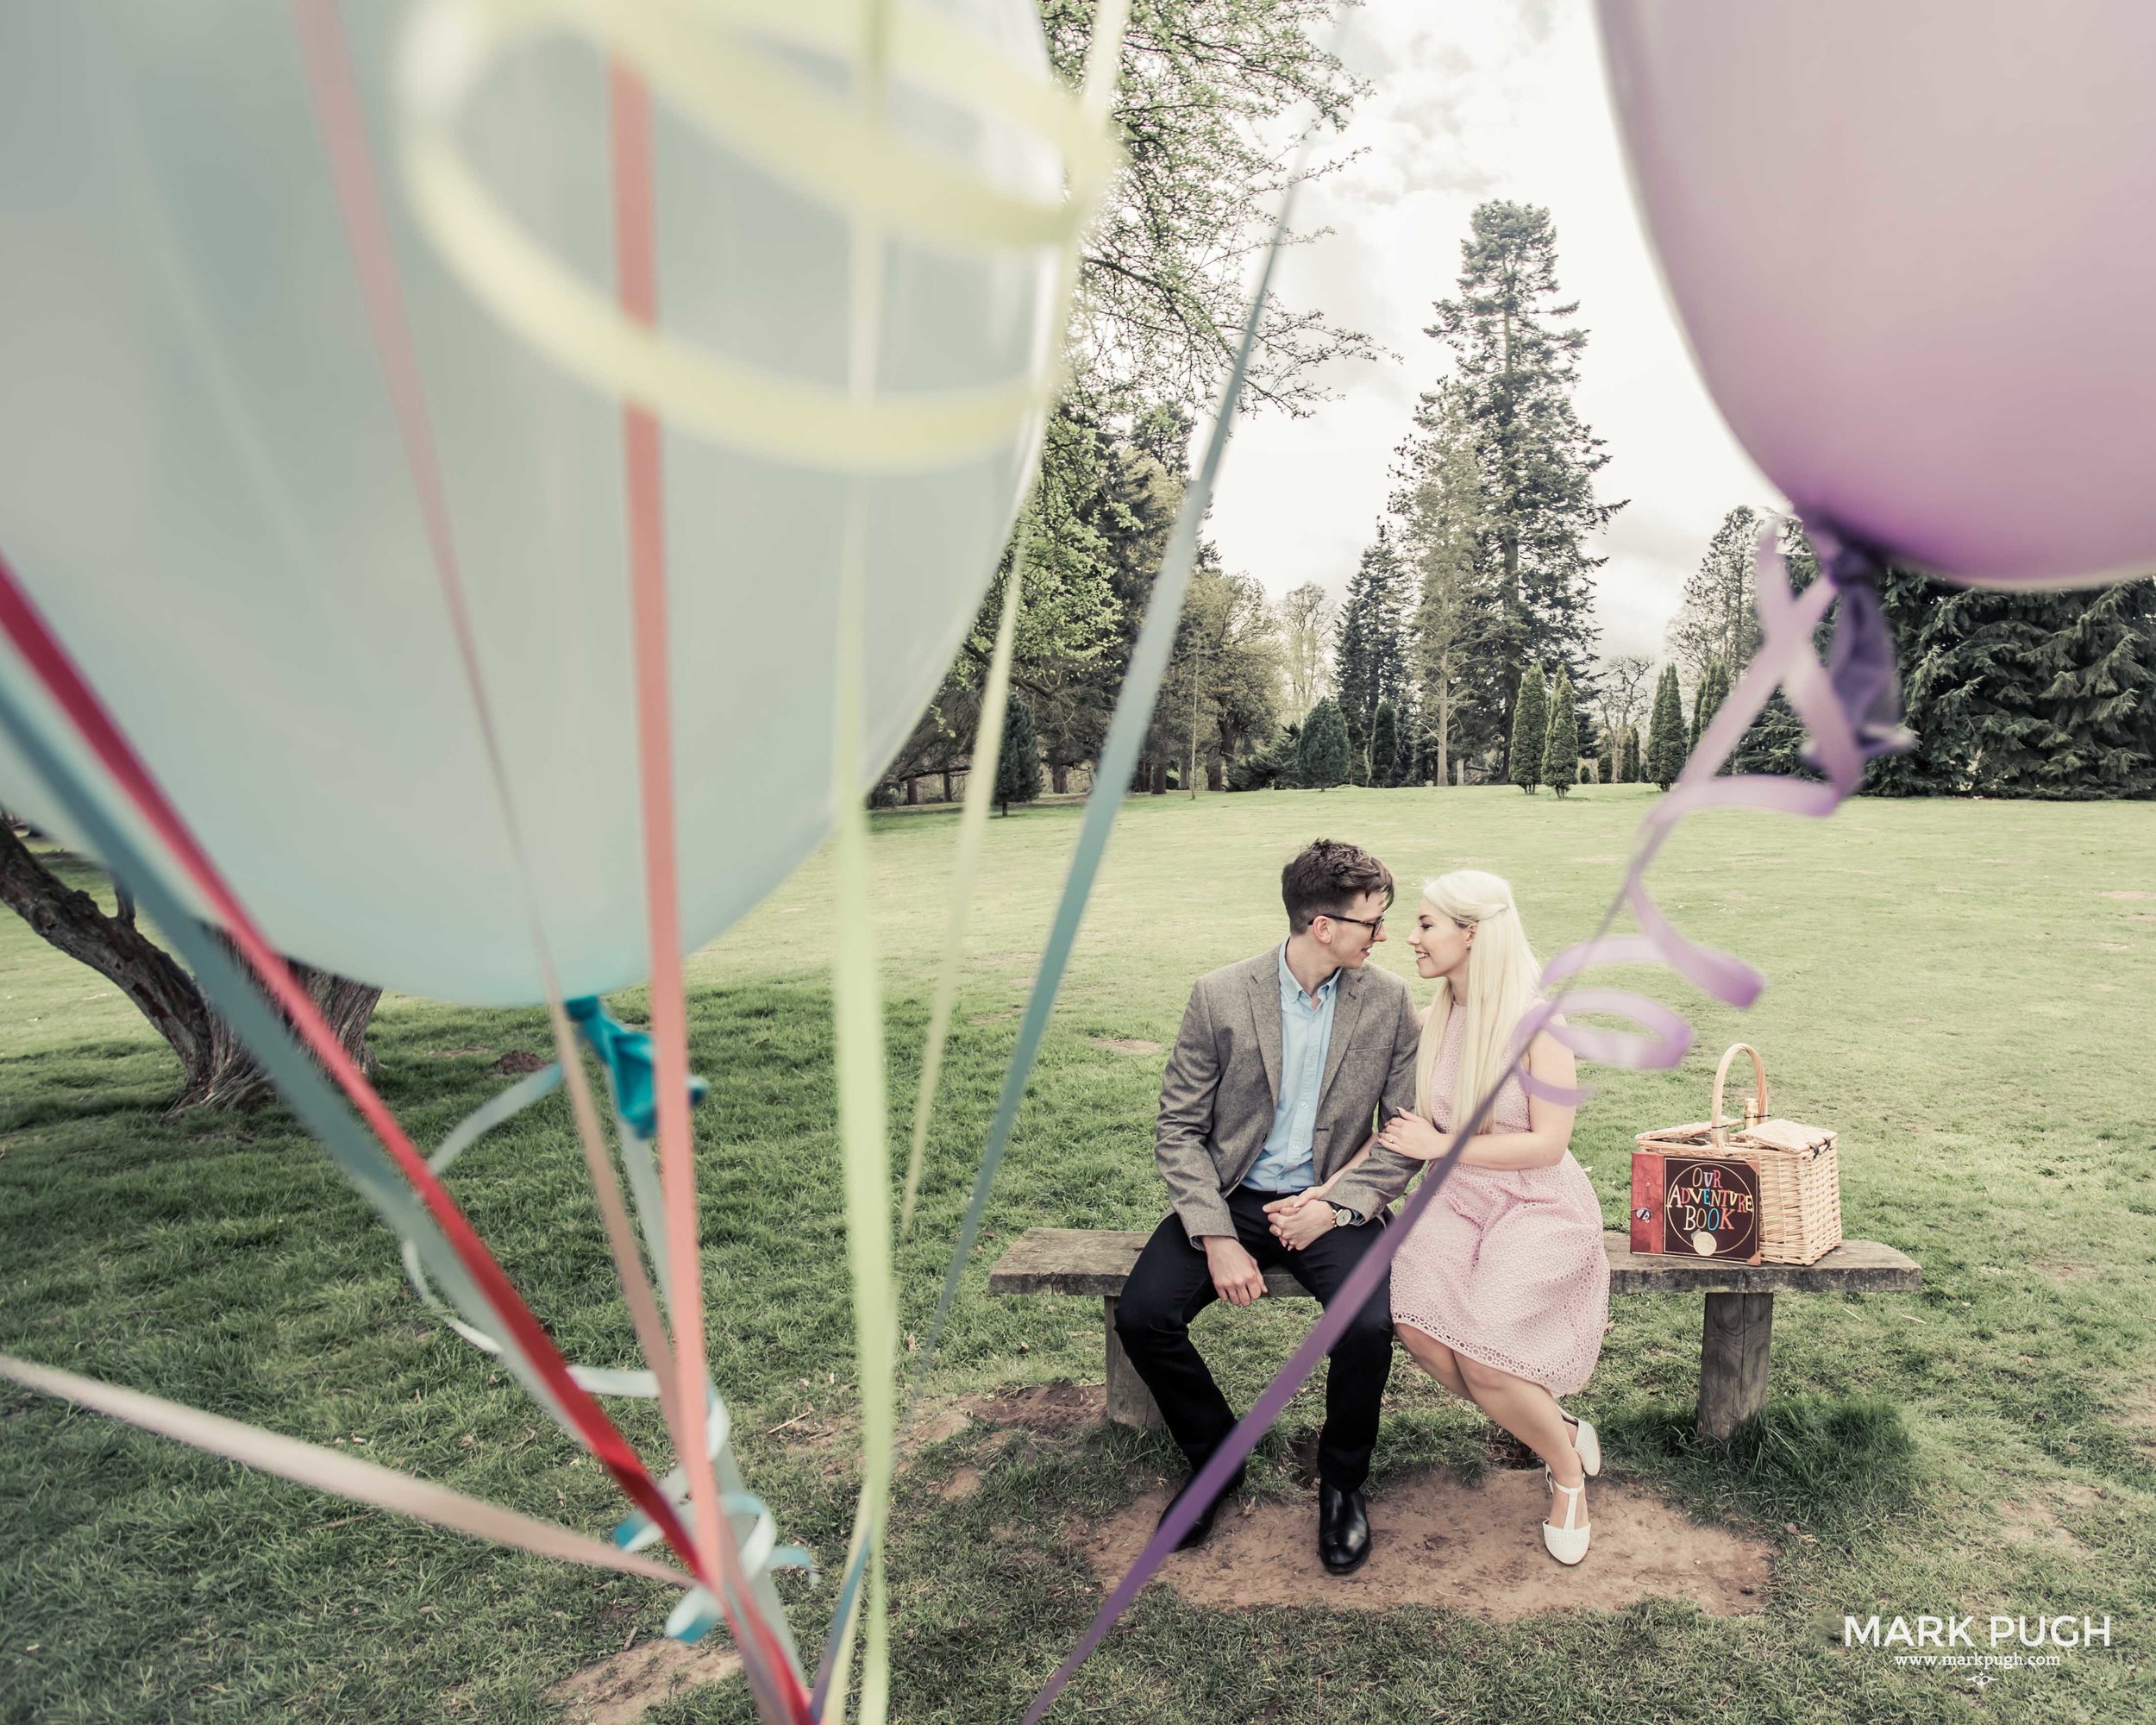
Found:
[1708,1043,1770,1151]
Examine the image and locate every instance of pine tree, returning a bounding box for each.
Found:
[1426,202,1623,755]
[1542,665,1581,798]
[1689,659,1730,754]
[1368,702,1401,789]
[1509,663,1550,794]
[1647,665,1685,789]
[1644,672,1668,785]
[1332,525,1413,748]
[1866,571,2156,799]
[994,694,1042,812]
[1296,699,1351,791]
[1621,724,1641,784]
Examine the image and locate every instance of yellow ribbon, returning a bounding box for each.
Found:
[899,536,1025,1235]
[396,0,1122,470]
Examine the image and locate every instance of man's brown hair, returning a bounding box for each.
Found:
[1281,838,1395,934]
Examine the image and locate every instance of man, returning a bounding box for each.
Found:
[1115,838,1425,1574]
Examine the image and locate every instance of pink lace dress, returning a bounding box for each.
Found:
[1389,1006,1610,1396]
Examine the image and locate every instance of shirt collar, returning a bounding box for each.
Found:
[1277,942,1340,1009]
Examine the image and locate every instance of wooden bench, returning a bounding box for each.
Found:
[987,1227,1921,1440]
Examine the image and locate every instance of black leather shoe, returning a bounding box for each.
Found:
[1159,1462,1246,1551]
[1318,1482,1371,1574]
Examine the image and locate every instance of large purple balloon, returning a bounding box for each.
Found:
[1596,1,2156,589]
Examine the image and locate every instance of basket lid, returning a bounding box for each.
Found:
[1733,1117,1835,1155]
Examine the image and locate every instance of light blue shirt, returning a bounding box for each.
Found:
[1243,944,1338,1193]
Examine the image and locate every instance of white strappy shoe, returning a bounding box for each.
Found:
[1543,1471,1591,1565]
[1563,1413,1601,1478]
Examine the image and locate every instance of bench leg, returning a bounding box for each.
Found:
[1102,1296,1164,1431]
[1698,1291,1773,1440]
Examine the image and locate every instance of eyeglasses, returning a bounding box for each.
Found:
[1324,913,1384,936]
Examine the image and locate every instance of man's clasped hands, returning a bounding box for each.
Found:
[1257,1106,1454,1255]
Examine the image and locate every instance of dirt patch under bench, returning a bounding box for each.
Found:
[1086,1468,1772,1622]
[970,1382,1108,1435]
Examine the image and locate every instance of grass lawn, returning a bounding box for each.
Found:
[3,785,2154,1723]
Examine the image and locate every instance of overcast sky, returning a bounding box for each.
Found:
[1202,0,1781,661]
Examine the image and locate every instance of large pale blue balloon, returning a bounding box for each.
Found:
[1598,0,2156,588]
[0,0,1062,1001]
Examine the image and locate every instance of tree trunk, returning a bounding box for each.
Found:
[2,821,212,1076]
[191,937,382,1111]
[0,825,379,1112]
[1206,754,1223,793]
[1436,663,1451,787]
[1050,762,1069,794]
[940,768,954,803]
[904,776,918,806]
[1151,759,1168,794]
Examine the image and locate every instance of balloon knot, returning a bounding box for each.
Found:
[564,995,709,1138]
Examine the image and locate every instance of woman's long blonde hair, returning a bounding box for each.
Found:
[1413,869,1543,1128]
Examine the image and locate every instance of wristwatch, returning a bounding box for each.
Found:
[1326,1201,1361,1227]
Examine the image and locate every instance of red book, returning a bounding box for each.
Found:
[1629,1150,1763,1264]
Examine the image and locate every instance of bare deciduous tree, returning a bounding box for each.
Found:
[1276,581,1335,718]
[1668,505,1764,687]
[1593,651,1654,766]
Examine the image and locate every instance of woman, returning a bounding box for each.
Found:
[1284,869,1610,1563]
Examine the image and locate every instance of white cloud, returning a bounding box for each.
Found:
[1205,0,1779,662]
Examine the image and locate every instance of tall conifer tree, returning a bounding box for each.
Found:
[1509,664,1550,794]
[994,695,1044,812]
[1332,524,1413,750]
[1296,699,1351,791]
[1647,665,1685,789]
[1689,660,1730,754]
[1369,701,1401,789]
[1425,202,1623,756]
[1542,666,1581,798]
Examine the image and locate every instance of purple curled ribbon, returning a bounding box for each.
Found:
[1018,524,1908,1723]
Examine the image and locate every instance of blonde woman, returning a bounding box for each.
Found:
[1270,869,1610,1563]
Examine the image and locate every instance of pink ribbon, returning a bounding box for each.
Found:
[1514,535,1854,1103]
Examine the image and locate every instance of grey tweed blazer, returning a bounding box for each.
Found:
[1153,948,1425,1241]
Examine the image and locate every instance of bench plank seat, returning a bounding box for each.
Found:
[988,1226,1921,1440]
[989,1226,1918,1298]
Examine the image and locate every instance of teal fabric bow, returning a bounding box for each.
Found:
[564,995,708,1139]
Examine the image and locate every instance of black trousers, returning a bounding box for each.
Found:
[1113,1188,1393,1490]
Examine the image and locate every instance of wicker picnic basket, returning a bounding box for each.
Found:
[1634,1044,1843,1265]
